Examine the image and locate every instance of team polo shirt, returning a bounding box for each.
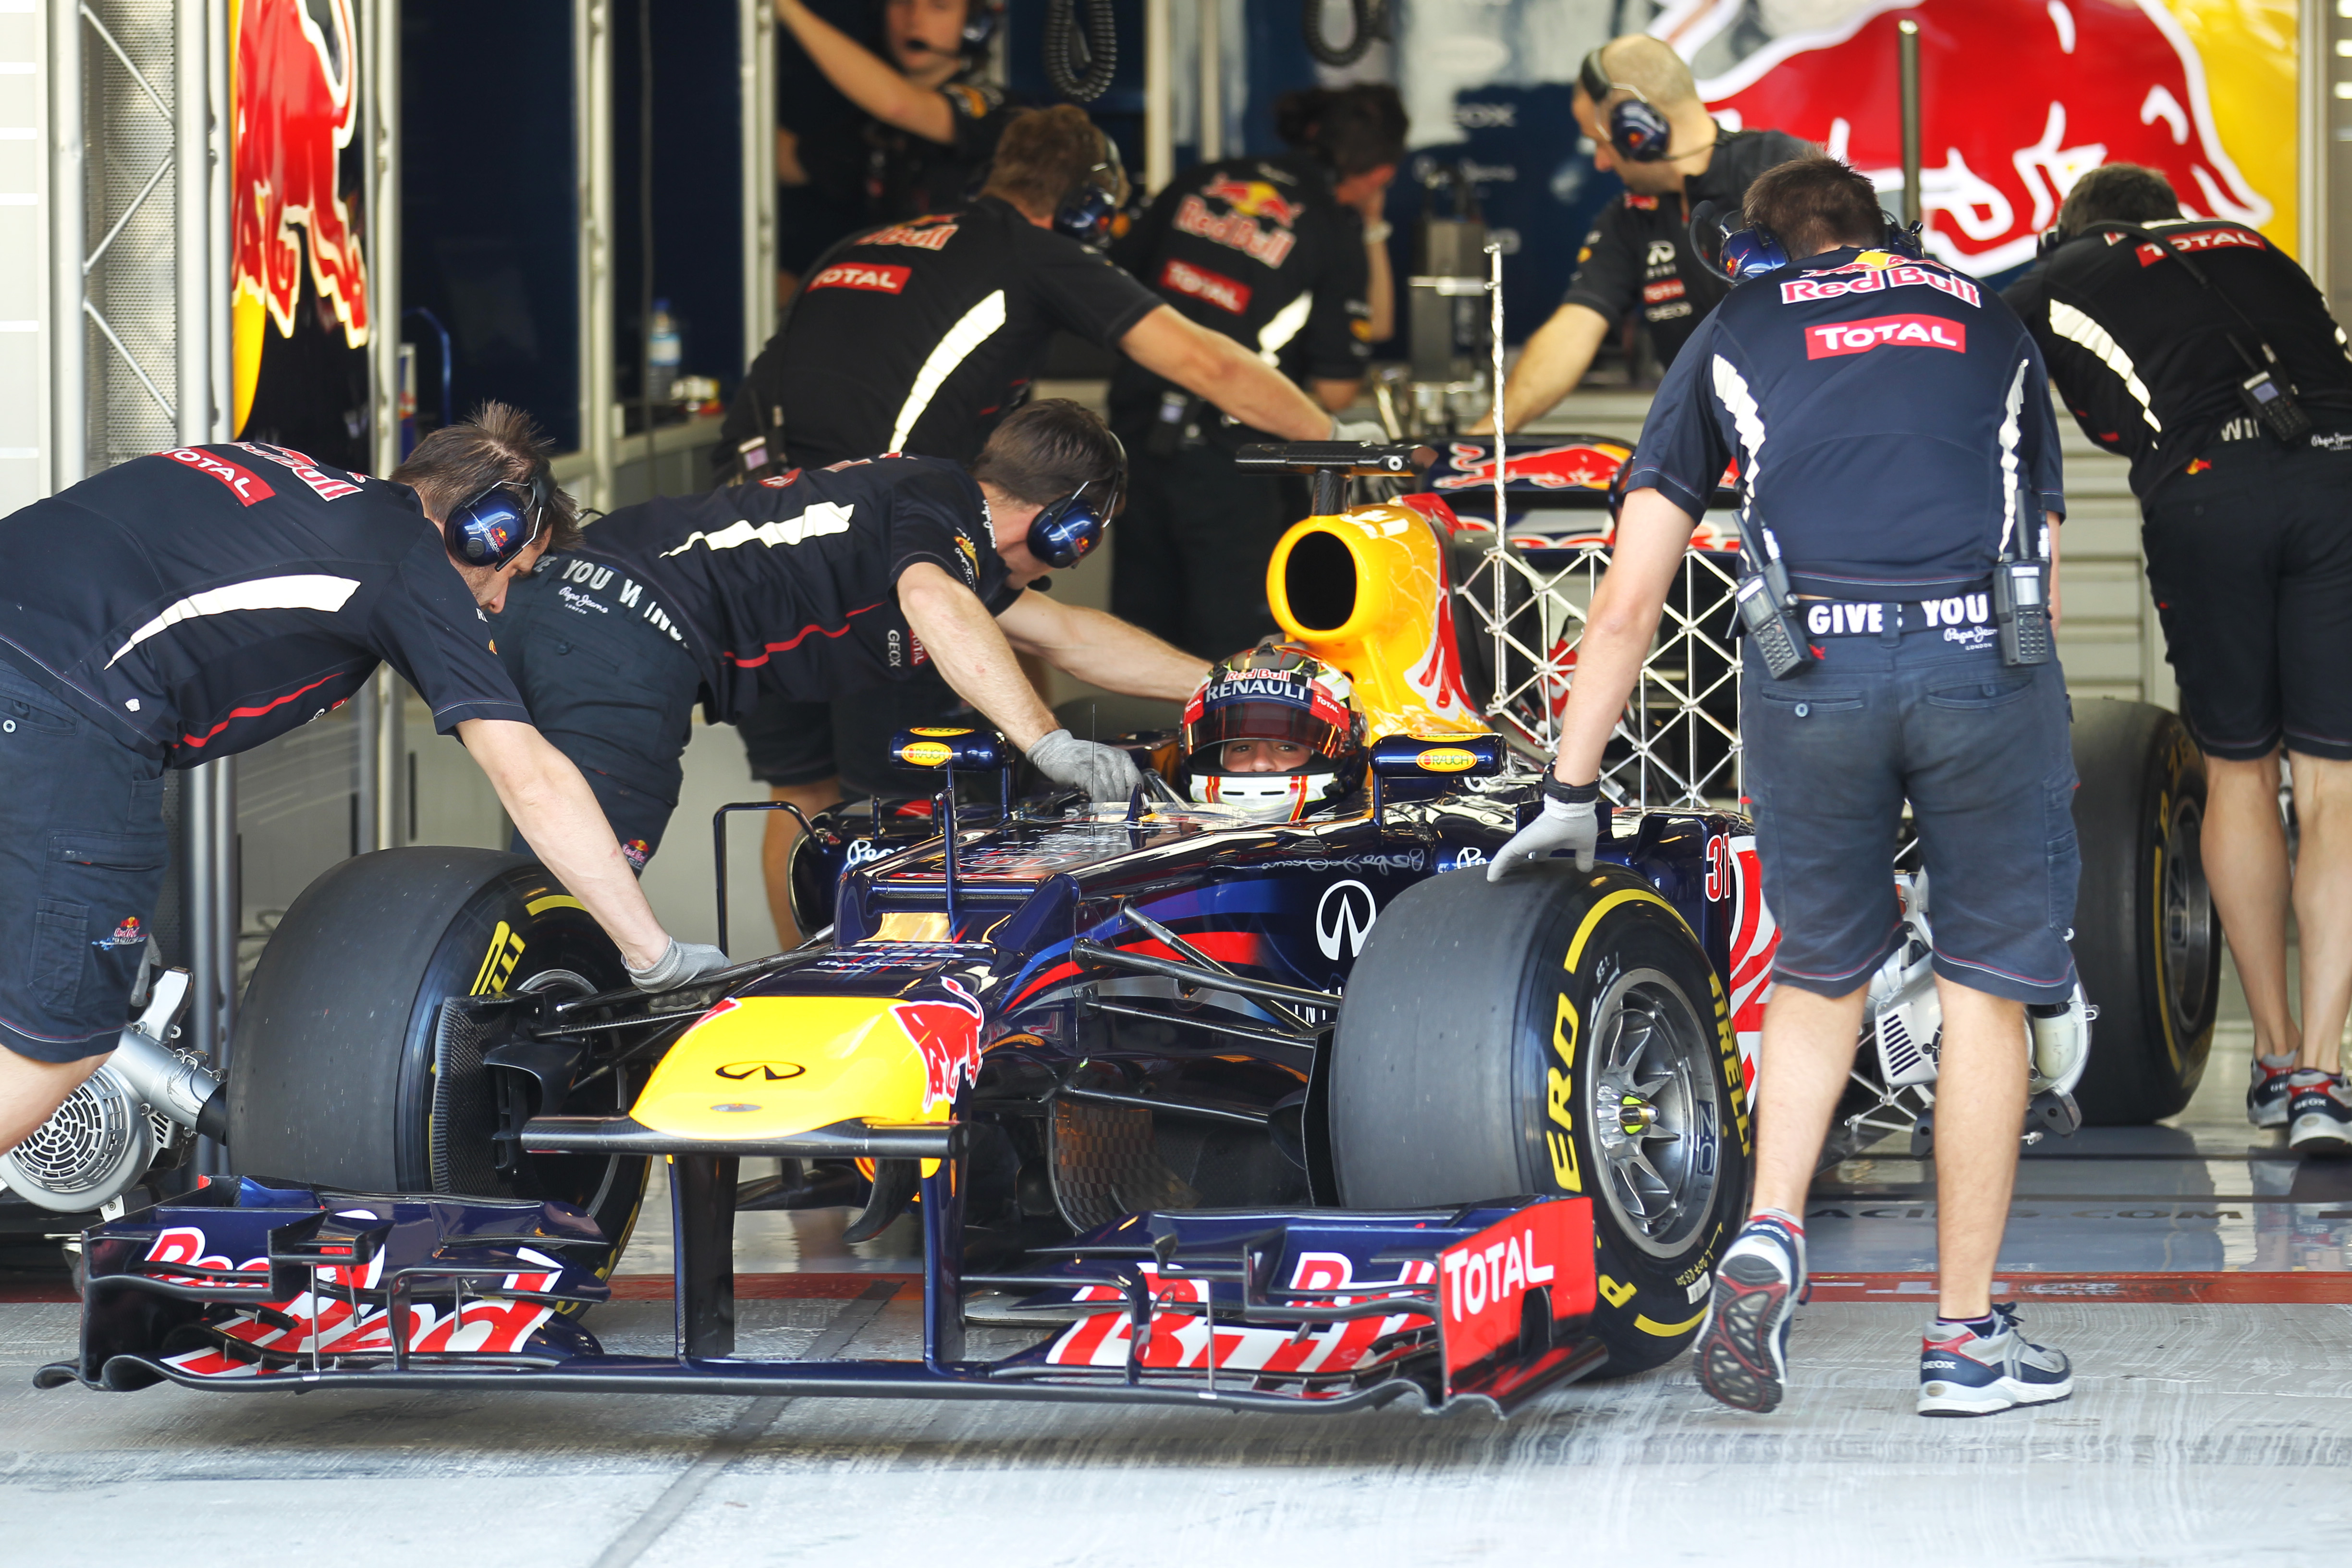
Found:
[2004,219,2352,497]
[1106,153,1371,436]
[722,196,1163,468]
[1560,127,1813,369]
[1627,246,2067,599]
[0,442,527,764]
[562,455,1020,723]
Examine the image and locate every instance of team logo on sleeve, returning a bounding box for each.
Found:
[1804,314,1966,359]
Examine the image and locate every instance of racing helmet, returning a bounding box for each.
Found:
[1180,642,1365,821]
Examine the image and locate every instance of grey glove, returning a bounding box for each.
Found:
[1331,417,1389,445]
[1488,794,1599,881]
[628,938,734,992]
[1028,727,1144,802]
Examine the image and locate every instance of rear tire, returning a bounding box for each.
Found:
[229,848,648,1280]
[1331,861,1749,1376]
[2068,700,2218,1124]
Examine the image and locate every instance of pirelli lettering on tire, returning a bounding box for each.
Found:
[1547,992,1581,1192]
[471,920,525,996]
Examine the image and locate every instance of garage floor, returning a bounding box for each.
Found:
[7,977,2352,1566]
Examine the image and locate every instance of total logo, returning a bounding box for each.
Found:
[1316,879,1378,960]
[1805,314,1965,359]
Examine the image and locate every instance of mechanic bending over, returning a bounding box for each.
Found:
[2005,165,2352,1156]
[770,0,1015,293]
[1494,158,2077,1418]
[1475,34,1811,434]
[1107,86,1405,660]
[717,105,1343,936]
[496,400,1206,915]
[0,409,730,1155]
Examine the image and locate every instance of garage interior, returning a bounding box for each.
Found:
[3,1,2351,1561]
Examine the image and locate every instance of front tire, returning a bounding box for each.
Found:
[1330,861,1750,1376]
[228,848,648,1282]
[2068,700,2218,1124]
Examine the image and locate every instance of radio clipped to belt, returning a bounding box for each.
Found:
[1735,521,1815,679]
[1992,486,2053,668]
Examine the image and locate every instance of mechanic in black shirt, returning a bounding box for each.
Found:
[0,408,729,1156]
[1494,159,2077,1418]
[1106,86,1404,659]
[1482,34,1813,431]
[2005,163,2352,1153]
[497,400,1207,919]
[772,0,1015,293]
[717,106,1339,936]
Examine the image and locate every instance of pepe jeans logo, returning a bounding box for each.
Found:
[1315,880,1378,960]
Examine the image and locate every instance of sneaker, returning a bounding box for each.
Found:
[1694,1213,1807,1414]
[2249,1055,2298,1129]
[2288,1070,2352,1156]
[1917,1304,2072,1417]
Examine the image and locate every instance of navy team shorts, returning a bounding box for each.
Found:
[0,660,168,1063]
[1741,610,2079,1006]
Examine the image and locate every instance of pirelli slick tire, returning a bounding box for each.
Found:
[1330,860,1750,1377]
[228,848,647,1284]
[2068,699,2219,1124]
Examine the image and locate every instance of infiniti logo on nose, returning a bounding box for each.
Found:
[1316,879,1378,960]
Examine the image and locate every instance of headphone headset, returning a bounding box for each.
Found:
[1052,126,1129,245]
[445,462,558,571]
[1023,431,1126,569]
[1690,197,1925,282]
[1579,47,1675,163]
[960,0,1001,55]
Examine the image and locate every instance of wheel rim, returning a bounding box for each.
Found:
[2161,796,2216,1031]
[1585,967,1721,1258]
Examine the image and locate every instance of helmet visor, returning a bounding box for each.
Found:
[1183,699,1352,767]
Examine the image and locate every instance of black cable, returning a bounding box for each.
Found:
[1043,0,1116,102]
[639,0,657,495]
[1302,0,1387,67]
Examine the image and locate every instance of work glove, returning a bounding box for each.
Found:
[1488,790,1600,882]
[1028,727,1143,803]
[628,938,734,992]
[1330,417,1390,445]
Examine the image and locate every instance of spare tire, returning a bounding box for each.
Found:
[2068,699,2218,1124]
[228,847,648,1279]
[1330,860,1748,1377]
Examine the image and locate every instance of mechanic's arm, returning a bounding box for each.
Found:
[897,564,1058,748]
[1118,305,1335,441]
[1364,225,1395,343]
[995,589,1210,700]
[1311,378,1362,413]
[456,719,673,970]
[776,126,808,185]
[1473,303,1613,435]
[1551,487,1700,784]
[775,0,954,143]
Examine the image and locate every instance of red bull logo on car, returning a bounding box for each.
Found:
[231,0,370,434]
[892,978,986,1113]
[1433,441,1632,492]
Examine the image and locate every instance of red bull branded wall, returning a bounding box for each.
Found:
[229,0,375,470]
[1399,0,2301,285]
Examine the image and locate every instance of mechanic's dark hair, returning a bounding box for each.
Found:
[391,401,583,554]
[1275,85,1408,179]
[2057,163,2181,238]
[983,105,1104,220]
[970,399,1124,506]
[1743,156,1885,261]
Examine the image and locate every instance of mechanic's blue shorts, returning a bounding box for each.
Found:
[0,660,167,1063]
[1741,611,2079,1006]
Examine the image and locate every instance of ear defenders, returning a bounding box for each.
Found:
[1579,47,1674,163]
[961,0,1001,55]
[1693,198,1927,283]
[445,463,557,570]
[1053,127,1129,245]
[1024,432,1126,569]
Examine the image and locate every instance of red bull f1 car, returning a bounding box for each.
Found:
[33,444,2213,1417]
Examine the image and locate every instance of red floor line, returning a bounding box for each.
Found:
[1811,1271,2352,1305]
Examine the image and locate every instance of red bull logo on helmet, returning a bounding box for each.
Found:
[1432,441,1632,492]
[1689,0,2275,276]
[231,0,371,434]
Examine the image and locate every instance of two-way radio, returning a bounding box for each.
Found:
[1992,485,2053,668]
[1735,521,1814,679]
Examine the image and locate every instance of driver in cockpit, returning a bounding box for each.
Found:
[1177,641,1366,821]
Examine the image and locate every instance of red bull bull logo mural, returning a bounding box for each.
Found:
[892,977,986,1113]
[1682,0,2281,275]
[1433,440,1632,492]
[231,0,371,438]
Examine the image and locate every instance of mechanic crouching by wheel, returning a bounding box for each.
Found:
[0,408,729,1156]
[1493,157,2078,1418]
[496,399,1208,882]
[2004,165,2352,1155]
